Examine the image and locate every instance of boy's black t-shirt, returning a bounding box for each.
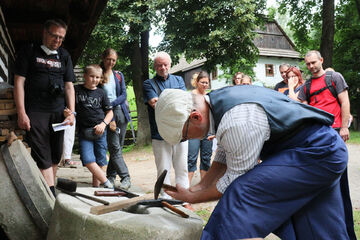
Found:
[75,85,112,130]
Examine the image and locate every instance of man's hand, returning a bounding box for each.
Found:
[17,112,31,131]
[165,184,195,203]
[63,114,75,126]
[148,97,158,109]
[340,127,349,142]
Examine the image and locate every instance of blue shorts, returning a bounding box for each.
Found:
[79,131,108,166]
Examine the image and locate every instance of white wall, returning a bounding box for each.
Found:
[210,66,228,90]
[210,57,301,90]
[254,57,300,88]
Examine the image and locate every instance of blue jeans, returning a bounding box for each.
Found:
[79,131,107,166]
[106,107,130,180]
[188,136,213,172]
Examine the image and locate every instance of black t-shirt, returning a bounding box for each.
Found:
[274,80,288,93]
[14,44,75,112]
[75,85,112,129]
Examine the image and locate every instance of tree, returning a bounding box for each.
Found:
[79,0,157,146]
[333,0,360,129]
[320,0,335,68]
[158,0,266,73]
[277,0,334,68]
[80,0,268,145]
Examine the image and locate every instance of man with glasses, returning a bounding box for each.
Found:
[14,19,75,197]
[143,52,190,207]
[155,87,350,239]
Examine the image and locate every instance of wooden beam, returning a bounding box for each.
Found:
[90,193,153,215]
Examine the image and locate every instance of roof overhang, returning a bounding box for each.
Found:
[1,0,108,65]
[258,47,302,59]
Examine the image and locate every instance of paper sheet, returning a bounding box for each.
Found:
[52,120,70,132]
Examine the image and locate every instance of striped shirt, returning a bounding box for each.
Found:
[210,103,271,193]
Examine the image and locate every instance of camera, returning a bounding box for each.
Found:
[48,83,64,97]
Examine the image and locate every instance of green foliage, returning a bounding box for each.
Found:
[354,210,360,238]
[277,0,323,53]
[157,0,266,72]
[349,130,360,145]
[77,0,157,85]
[333,0,360,113]
[195,208,212,226]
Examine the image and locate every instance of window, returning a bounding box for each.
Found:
[265,64,274,77]
[211,69,218,80]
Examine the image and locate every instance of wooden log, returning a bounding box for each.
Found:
[0,108,17,116]
[0,128,10,136]
[0,120,17,129]
[0,99,15,110]
[0,135,6,142]
[0,88,13,99]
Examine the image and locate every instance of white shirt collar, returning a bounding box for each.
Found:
[40,45,58,55]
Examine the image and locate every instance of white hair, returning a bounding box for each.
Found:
[154,51,172,65]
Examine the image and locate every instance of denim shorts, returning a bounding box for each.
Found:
[79,131,108,166]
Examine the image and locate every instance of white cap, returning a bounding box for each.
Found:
[155,89,193,145]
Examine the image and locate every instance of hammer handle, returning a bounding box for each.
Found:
[161,201,189,218]
[162,184,178,192]
[60,189,110,205]
[94,191,126,196]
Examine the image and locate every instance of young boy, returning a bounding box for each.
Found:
[73,64,113,188]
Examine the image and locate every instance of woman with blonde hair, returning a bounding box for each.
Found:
[188,71,213,184]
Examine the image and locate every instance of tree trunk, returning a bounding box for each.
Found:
[128,29,151,146]
[355,0,360,18]
[320,0,335,69]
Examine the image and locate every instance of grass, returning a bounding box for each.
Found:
[195,208,212,226]
[123,143,152,153]
[349,130,360,144]
[355,210,360,238]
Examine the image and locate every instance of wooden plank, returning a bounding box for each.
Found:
[90,193,153,215]
[0,128,10,136]
[0,89,13,99]
[0,120,17,129]
[0,103,15,110]
[0,108,16,116]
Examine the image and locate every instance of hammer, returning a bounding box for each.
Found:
[57,178,110,205]
[90,170,189,217]
[154,170,189,218]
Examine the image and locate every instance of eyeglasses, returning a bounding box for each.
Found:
[46,29,65,41]
[180,118,190,142]
[199,81,209,85]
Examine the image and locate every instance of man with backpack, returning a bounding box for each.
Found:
[14,19,76,197]
[298,50,350,141]
[297,50,355,239]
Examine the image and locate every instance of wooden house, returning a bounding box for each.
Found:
[169,20,302,89]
